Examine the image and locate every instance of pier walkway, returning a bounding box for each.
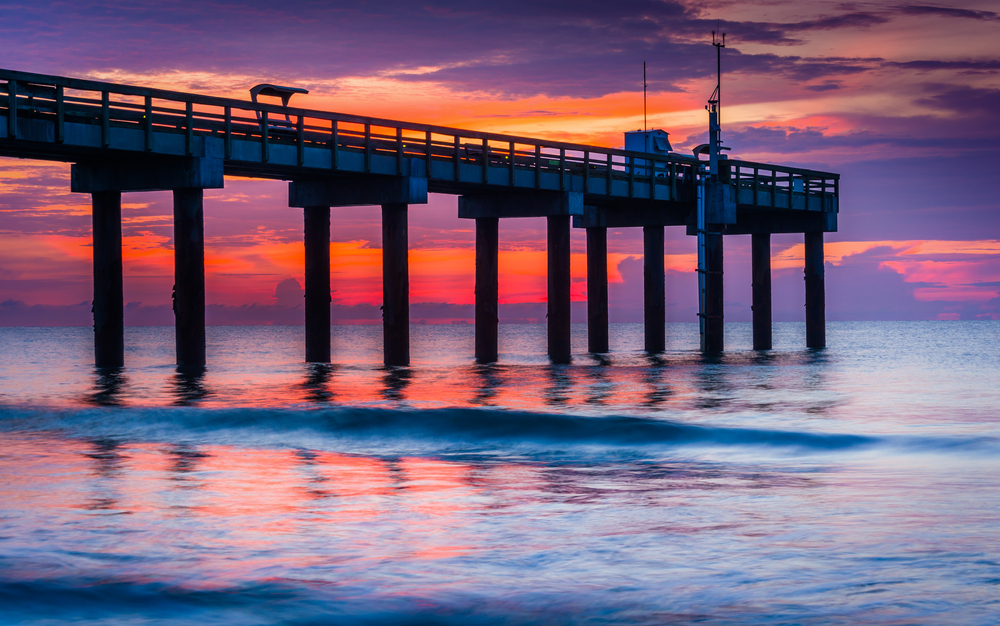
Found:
[1,68,839,367]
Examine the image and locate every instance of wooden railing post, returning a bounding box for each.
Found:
[297,115,305,167]
[101,91,110,148]
[628,155,635,197]
[6,80,16,139]
[185,101,194,156]
[559,147,566,191]
[482,137,489,183]
[331,120,339,170]
[56,85,65,144]
[261,110,269,163]
[425,131,432,179]
[144,96,154,152]
[606,153,612,195]
[649,159,656,200]
[535,145,541,188]
[223,106,231,159]
[508,141,515,187]
[397,127,404,175]
[364,123,371,172]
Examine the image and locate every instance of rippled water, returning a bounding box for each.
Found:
[1,321,998,624]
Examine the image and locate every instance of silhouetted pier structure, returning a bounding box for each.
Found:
[0,69,838,367]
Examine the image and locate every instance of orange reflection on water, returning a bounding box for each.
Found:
[0,431,509,577]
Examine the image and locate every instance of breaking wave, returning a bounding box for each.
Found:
[1,405,994,458]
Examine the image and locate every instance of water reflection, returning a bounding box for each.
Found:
[294,448,331,500]
[302,363,335,403]
[381,366,412,402]
[471,363,503,406]
[84,437,128,477]
[384,458,409,492]
[694,353,730,410]
[82,437,128,512]
[803,348,831,391]
[749,350,779,367]
[585,356,614,406]
[643,354,672,406]
[544,365,573,406]
[165,444,208,490]
[170,367,210,406]
[88,367,128,407]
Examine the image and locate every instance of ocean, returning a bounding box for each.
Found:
[1,321,998,624]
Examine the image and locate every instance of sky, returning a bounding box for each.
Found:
[1,0,998,326]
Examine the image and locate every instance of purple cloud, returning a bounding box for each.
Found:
[0,0,894,100]
[896,5,1000,22]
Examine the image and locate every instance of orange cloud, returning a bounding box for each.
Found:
[769,239,1000,305]
[773,239,1000,269]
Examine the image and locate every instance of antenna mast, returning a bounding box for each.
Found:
[707,28,726,178]
[698,26,727,353]
[643,61,647,134]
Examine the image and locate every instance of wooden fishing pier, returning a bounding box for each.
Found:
[0,68,838,367]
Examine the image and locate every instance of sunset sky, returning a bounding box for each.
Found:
[1,0,998,325]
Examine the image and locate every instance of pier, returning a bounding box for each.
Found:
[0,68,839,367]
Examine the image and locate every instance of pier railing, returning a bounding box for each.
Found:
[723,160,839,211]
[1,69,837,208]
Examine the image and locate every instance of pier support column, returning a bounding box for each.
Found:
[92,191,124,368]
[288,175,428,367]
[173,188,206,369]
[752,233,772,350]
[73,157,223,369]
[457,191,582,363]
[382,203,409,366]
[586,227,609,354]
[304,206,331,363]
[703,233,724,353]
[804,231,826,348]
[547,215,572,363]
[475,217,499,363]
[643,225,665,353]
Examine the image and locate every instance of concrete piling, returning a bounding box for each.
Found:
[173,188,206,368]
[547,215,572,363]
[382,202,409,366]
[643,225,665,353]
[586,227,609,354]
[475,217,499,363]
[804,231,826,348]
[751,232,772,350]
[92,190,124,368]
[304,205,331,363]
[703,233,724,353]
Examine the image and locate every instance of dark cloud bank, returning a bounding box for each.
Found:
[0,0,976,99]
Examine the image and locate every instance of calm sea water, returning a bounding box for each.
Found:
[1,321,998,625]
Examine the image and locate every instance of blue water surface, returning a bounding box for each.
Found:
[0,321,998,624]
